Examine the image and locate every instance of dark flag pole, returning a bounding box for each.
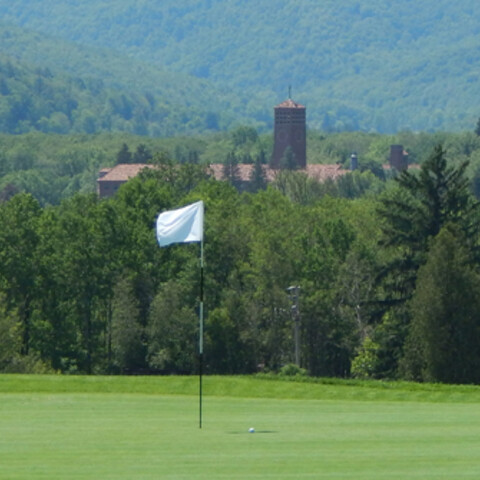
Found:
[199,240,204,429]
[156,200,205,429]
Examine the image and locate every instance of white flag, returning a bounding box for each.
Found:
[156,200,204,247]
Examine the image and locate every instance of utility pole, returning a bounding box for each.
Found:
[287,285,301,366]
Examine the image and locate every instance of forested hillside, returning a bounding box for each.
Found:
[0,24,251,135]
[1,0,480,133]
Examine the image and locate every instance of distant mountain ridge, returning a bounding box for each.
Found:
[1,0,480,133]
[0,23,257,135]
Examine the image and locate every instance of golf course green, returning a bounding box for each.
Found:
[1,375,479,479]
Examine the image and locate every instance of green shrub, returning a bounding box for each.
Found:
[280,363,307,377]
[351,337,379,379]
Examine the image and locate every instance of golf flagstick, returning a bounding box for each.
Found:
[155,200,205,429]
[199,240,204,429]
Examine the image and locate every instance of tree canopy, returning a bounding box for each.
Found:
[0,129,480,384]
[1,1,480,134]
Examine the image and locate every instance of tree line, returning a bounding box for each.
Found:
[4,128,480,206]
[1,145,480,383]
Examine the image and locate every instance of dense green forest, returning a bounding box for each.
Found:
[2,129,480,383]
[1,1,480,133]
[0,44,235,136]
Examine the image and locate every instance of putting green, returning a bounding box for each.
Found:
[1,379,480,479]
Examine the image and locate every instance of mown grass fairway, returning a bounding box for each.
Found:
[1,375,480,479]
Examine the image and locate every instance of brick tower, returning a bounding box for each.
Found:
[271,97,306,169]
[389,145,408,171]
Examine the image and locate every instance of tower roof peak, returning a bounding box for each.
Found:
[275,98,305,109]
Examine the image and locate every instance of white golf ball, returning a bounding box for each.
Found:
[249,427,255,433]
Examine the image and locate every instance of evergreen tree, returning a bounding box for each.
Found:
[222,151,241,189]
[133,143,152,163]
[378,144,479,305]
[116,143,132,164]
[249,156,267,193]
[258,149,267,165]
[402,226,480,383]
[375,144,480,378]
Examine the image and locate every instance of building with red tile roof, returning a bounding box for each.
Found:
[97,163,155,198]
[208,163,348,183]
[97,162,350,198]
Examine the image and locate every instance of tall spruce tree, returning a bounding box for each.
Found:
[249,156,267,193]
[116,143,132,164]
[378,144,479,305]
[222,151,241,189]
[133,144,152,163]
[402,226,480,384]
[374,145,480,378]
